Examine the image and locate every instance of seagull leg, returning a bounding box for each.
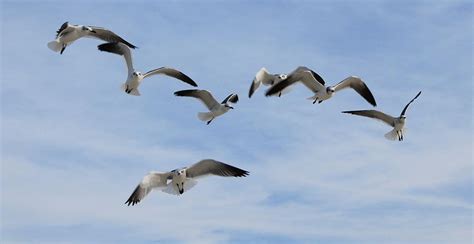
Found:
[278,92,282,97]
[207,118,214,125]
[60,46,66,55]
[313,98,318,104]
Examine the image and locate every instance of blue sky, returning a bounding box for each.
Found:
[1,0,472,243]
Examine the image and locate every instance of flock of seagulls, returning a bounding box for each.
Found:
[48,22,422,206]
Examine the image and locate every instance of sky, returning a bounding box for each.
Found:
[1,0,472,243]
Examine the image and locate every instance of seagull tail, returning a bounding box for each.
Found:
[198,112,213,121]
[384,129,398,141]
[47,40,62,52]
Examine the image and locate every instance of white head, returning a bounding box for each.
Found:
[171,168,186,194]
[132,71,142,77]
[81,26,96,33]
[278,74,287,80]
[327,87,336,94]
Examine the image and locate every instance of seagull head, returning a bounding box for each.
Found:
[278,74,287,80]
[133,71,141,77]
[327,87,336,94]
[81,26,96,33]
[224,104,234,109]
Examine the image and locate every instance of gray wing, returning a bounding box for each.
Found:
[221,93,239,104]
[332,76,377,106]
[265,67,324,96]
[342,110,396,127]
[143,67,198,87]
[125,171,172,206]
[186,159,249,178]
[98,42,134,76]
[174,89,219,110]
[87,26,137,49]
[400,91,422,117]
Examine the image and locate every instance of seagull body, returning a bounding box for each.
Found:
[342,91,422,141]
[125,159,249,206]
[48,22,136,54]
[174,89,238,124]
[98,42,197,96]
[249,67,289,98]
[265,66,377,106]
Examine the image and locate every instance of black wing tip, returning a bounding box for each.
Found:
[97,42,117,51]
[124,198,140,206]
[174,89,199,96]
[230,94,239,103]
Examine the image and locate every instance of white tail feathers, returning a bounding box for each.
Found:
[47,40,62,52]
[384,129,398,141]
[121,83,141,96]
[198,112,213,121]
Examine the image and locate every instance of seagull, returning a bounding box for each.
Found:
[265,66,377,106]
[47,22,136,54]
[248,67,290,98]
[174,89,238,124]
[342,91,422,141]
[125,159,249,206]
[98,42,198,96]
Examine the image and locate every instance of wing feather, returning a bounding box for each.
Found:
[174,89,219,110]
[125,172,171,206]
[143,67,198,87]
[98,42,134,76]
[186,159,249,178]
[400,91,422,116]
[88,26,137,49]
[333,76,377,106]
[342,110,396,127]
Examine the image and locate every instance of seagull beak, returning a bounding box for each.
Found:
[90,30,96,33]
[229,106,234,109]
[179,189,184,194]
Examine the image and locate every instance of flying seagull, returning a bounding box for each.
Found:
[98,42,198,96]
[248,67,290,98]
[125,159,249,206]
[174,89,238,124]
[47,22,136,54]
[265,66,377,106]
[342,91,422,141]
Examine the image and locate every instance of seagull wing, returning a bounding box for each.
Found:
[332,76,377,106]
[186,159,249,179]
[249,68,274,98]
[342,110,396,127]
[125,171,172,206]
[174,89,219,110]
[400,91,422,117]
[221,93,239,104]
[265,67,324,96]
[87,26,137,49]
[98,42,134,76]
[55,22,69,38]
[143,67,198,87]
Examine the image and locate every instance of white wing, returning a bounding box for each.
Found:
[332,76,377,106]
[174,89,220,111]
[125,171,171,206]
[186,159,249,179]
[249,67,276,98]
[98,42,134,76]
